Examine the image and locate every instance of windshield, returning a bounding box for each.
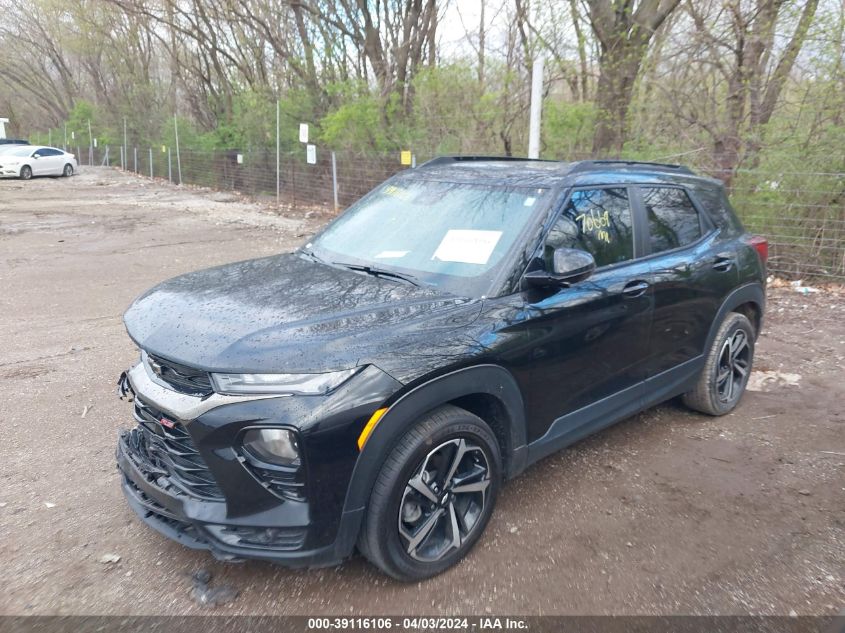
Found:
[308,177,551,297]
[5,147,35,157]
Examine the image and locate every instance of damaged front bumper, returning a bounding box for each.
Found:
[117,431,337,564]
[115,358,399,567]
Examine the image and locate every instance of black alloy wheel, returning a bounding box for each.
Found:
[398,437,491,562]
[358,405,501,581]
[683,311,755,415]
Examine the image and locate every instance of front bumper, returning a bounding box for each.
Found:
[117,431,361,566]
[115,358,400,567]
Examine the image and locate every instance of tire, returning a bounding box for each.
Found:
[20,165,32,180]
[63,163,74,177]
[358,404,501,581]
[683,312,755,416]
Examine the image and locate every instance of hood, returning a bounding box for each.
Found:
[124,253,482,376]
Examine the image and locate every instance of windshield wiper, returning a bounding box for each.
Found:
[333,262,422,287]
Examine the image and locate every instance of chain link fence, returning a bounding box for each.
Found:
[74,144,845,283]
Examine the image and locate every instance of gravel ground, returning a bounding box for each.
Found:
[0,168,843,616]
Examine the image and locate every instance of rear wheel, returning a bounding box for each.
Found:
[683,312,755,415]
[20,165,32,180]
[63,163,74,177]
[358,405,501,581]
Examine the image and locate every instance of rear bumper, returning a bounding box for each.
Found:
[117,431,363,567]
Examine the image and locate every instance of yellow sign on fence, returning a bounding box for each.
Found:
[400,150,412,166]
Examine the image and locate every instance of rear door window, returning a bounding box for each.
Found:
[642,187,703,253]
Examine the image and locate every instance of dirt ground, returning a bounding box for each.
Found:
[0,168,843,616]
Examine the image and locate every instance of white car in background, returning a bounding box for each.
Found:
[0,145,78,179]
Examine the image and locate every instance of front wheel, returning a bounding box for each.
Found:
[358,405,501,581]
[63,163,74,177]
[20,165,32,180]
[683,312,755,415]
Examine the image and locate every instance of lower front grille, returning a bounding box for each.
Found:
[127,398,224,500]
[205,525,307,551]
[122,474,206,543]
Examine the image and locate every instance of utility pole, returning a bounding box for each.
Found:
[527,56,544,159]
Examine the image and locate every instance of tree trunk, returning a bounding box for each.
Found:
[587,0,681,155]
[591,40,646,155]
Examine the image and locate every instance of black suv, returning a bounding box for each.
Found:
[116,157,767,580]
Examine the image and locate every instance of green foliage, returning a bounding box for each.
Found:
[320,93,389,151]
[542,101,596,159]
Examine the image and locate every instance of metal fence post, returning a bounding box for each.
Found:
[331,151,339,211]
[149,148,153,178]
[134,147,137,173]
[276,99,280,203]
[120,146,124,170]
[168,147,172,183]
[174,117,182,185]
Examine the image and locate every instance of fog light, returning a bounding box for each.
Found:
[242,428,300,466]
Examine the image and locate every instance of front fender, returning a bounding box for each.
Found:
[333,364,527,558]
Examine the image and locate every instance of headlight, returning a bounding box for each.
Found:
[210,368,359,395]
[242,428,299,465]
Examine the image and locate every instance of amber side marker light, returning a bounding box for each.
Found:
[357,407,388,450]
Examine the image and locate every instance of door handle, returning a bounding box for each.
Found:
[622,280,649,298]
[712,254,734,272]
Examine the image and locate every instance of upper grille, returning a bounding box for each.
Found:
[128,397,224,500]
[145,352,213,395]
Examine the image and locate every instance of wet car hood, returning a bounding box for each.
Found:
[123,253,483,378]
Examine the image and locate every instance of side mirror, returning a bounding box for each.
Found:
[524,247,596,288]
[32,154,40,159]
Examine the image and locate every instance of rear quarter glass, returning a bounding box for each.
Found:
[689,183,745,237]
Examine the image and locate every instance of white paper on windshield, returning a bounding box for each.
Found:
[432,230,502,265]
[374,250,409,259]
[524,196,537,206]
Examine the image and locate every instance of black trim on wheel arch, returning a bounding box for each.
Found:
[703,282,765,349]
[336,364,526,560]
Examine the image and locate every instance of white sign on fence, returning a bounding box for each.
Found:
[306,144,316,164]
[236,153,243,164]
[299,123,309,144]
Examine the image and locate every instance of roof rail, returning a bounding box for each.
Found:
[569,159,694,175]
[418,155,558,168]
